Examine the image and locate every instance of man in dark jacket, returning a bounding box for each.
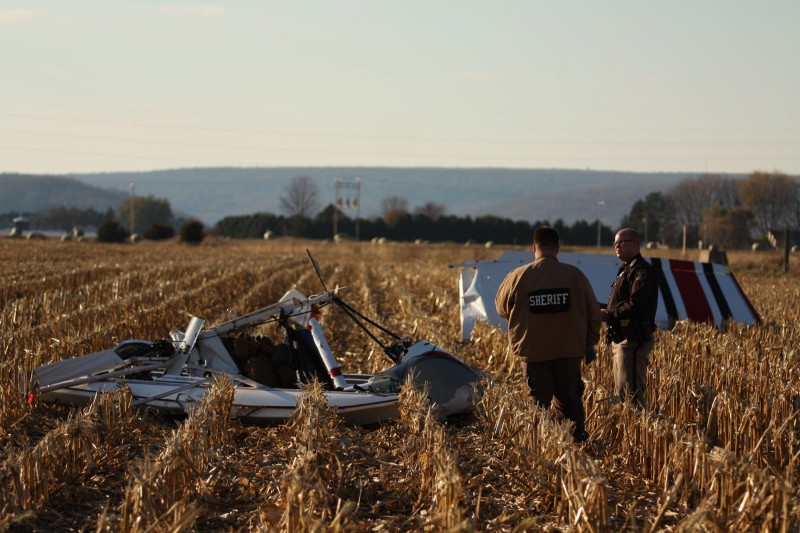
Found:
[601,228,658,408]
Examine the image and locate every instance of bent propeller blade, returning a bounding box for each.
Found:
[307,249,328,292]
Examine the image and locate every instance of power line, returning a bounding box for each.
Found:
[2,113,799,147]
[2,141,799,166]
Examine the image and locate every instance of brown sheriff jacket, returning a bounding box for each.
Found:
[495,256,602,362]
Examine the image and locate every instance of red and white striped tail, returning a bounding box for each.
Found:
[450,251,760,341]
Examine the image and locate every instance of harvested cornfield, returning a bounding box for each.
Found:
[1,237,798,531]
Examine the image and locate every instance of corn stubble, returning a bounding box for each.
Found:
[1,238,798,531]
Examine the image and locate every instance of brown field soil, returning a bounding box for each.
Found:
[1,237,798,531]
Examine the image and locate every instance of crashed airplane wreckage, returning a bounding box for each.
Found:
[32,258,483,426]
[450,250,760,342]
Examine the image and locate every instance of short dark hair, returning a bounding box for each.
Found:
[616,228,640,243]
[533,226,559,248]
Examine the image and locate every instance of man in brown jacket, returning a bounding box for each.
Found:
[495,226,602,442]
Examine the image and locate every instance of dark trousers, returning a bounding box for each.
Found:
[524,357,586,440]
[612,340,653,409]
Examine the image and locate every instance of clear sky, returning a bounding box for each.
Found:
[2,1,798,175]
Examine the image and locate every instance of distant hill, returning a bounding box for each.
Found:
[0,174,126,215]
[71,167,696,227]
[481,181,686,226]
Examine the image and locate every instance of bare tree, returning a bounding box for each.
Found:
[668,174,742,245]
[738,171,797,236]
[714,176,740,210]
[791,177,800,232]
[414,201,446,221]
[702,205,753,249]
[381,195,409,228]
[381,195,408,218]
[280,175,320,218]
[668,174,738,230]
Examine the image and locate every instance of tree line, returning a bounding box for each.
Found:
[217,172,800,249]
[6,171,798,250]
[214,207,615,246]
[213,175,615,245]
[1,196,205,244]
[620,171,799,249]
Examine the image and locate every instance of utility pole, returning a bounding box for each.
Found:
[333,178,340,239]
[333,177,362,241]
[785,227,791,273]
[682,224,687,257]
[596,200,605,247]
[129,182,136,237]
